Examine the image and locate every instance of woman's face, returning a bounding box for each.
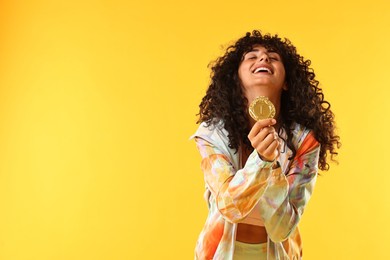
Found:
[238,45,287,96]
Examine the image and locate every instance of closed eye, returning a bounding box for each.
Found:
[246,55,257,60]
[269,52,281,61]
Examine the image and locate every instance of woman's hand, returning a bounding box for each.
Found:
[248,118,280,162]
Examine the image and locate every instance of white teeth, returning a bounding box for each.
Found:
[254,67,271,74]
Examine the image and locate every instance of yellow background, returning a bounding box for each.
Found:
[0,0,389,259]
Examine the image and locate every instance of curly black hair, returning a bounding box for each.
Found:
[197,30,340,171]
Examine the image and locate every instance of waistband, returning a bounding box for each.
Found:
[234,240,267,254]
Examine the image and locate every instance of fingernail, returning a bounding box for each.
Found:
[271,119,276,124]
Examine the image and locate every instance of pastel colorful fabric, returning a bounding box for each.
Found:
[191,120,320,260]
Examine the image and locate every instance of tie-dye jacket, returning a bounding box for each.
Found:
[191,120,320,260]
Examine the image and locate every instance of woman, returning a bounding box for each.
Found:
[191,30,340,259]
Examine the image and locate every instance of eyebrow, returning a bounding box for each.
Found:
[246,48,278,54]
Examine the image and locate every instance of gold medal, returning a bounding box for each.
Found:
[248,96,276,121]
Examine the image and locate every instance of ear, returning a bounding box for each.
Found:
[282,82,288,91]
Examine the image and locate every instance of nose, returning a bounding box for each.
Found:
[258,52,269,62]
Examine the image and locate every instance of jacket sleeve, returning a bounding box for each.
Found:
[257,131,320,242]
[194,127,320,243]
[194,135,281,223]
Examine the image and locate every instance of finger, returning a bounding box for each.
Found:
[257,132,280,158]
[258,126,276,140]
[255,131,277,152]
[249,131,274,151]
[251,126,275,146]
[248,118,277,139]
[262,139,280,160]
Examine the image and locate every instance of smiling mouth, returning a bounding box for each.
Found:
[253,67,272,74]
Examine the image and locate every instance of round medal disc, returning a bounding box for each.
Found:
[248,96,276,121]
